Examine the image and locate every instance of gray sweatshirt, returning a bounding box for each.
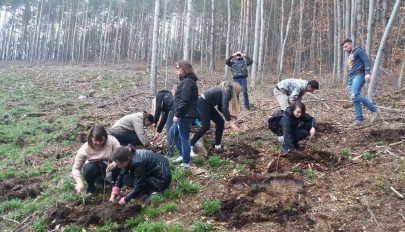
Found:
[276,79,308,101]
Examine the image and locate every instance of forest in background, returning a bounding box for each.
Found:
[0,0,404,86]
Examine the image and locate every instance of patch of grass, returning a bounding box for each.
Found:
[172,167,192,182]
[255,140,263,148]
[361,151,373,160]
[126,214,145,229]
[207,155,228,168]
[0,199,24,213]
[170,224,184,232]
[340,148,350,157]
[58,178,75,192]
[135,221,169,232]
[0,167,16,181]
[375,141,384,146]
[163,189,182,200]
[159,202,177,214]
[192,155,205,167]
[201,199,221,216]
[270,144,281,152]
[149,194,164,206]
[234,163,246,173]
[292,164,301,173]
[64,225,83,232]
[178,182,199,194]
[96,220,119,232]
[192,221,215,232]
[304,167,315,179]
[31,218,47,232]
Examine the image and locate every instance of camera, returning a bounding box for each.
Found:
[236,53,241,57]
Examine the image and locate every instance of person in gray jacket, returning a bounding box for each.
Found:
[273,79,319,110]
[226,51,253,110]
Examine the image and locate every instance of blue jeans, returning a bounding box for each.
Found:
[234,77,250,110]
[165,111,175,154]
[349,75,377,121]
[169,117,193,164]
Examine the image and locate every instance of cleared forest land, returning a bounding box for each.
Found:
[0,64,404,232]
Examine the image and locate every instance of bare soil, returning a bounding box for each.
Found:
[0,178,43,200]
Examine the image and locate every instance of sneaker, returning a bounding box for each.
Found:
[214,144,222,149]
[349,120,363,127]
[84,191,93,197]
[277,136,284,143]
[370,109,381,123]
[190,146,197,157]
[172,156,183,164]
[179,163,190,168]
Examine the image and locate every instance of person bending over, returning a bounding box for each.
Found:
[273,79,319,111]
[110,111,153,146]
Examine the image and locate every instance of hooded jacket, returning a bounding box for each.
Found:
[115,149,171,202]
[174,74,198,118]
[201,86,233,121]
[225,56,253,78]
[154,90,174,133]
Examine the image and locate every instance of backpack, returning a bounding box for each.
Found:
[268,110,284,136]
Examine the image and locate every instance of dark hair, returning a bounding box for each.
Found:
[308,80,319,90]
[177,60,194,75]
[143,111,154,124]
[340,38,352,47]
[112,145,135,162]
[290,102,306,116]
[87,125,108,149]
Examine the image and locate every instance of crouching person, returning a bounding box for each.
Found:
[109,145,172,205]
[269,102,316,155]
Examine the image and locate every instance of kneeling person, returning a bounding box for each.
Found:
[110,111,153,146]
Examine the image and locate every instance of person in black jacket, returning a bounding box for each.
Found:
[277,102,316,154]
[168,61,198,168]
[226,51,253,110]
[151,89,175,153]
[189,81,241,152]
[109,145,171,205]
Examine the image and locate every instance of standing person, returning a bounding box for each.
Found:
[273,79,319,111]
[110,111,154,146]
[226,51,253,110]
[109,145,171,205]
[169,61,199,168]
[188,81,241,154]
[72,125,121,196]
[270,102,317,155]
[341,38,380,126]
[151,89,175,154]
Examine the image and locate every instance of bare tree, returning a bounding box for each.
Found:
[225,0,231,78]
[278,0,294,80]
[209,0,215,73]
[367,0,402,99]
[251,0,261,87]
[366,0,375,54]
[150,0,161,94]
[183,0,193,61]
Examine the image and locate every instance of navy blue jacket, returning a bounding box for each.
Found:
[202,86,233,121]
[225,56,253,78]
[154,90,174,133]
[174,74,199,118]
[348,47,371,77]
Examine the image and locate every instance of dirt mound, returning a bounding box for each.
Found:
[368,129,405,143]
[218,175,313,229]
[45,200,142,229]
[267,150,348,173]
[223,143,261,169]
[0,178,42,200]
[316,122,340,133]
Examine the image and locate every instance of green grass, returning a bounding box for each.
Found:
[192,221,215,232]
[201,199,221,216]
[340,148,350,157]
[126,214,145,229]
[304,167,315,179]
[234,163,246,173]
[135,221,169,232]
[96,220,119,232]
[145,203,177,219]
[163,189,182,200]
[178,182,199,194]
[172,167,192,182]
[207,155,228,168]
[361,151,373,160]
[31,218,47,232]
[192,155,205,167]
[255,140,263,148]
[64,225,83,232]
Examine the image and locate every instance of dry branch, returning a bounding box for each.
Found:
[390,187,404,199]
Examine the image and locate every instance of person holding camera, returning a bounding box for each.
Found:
[225,51,253,110]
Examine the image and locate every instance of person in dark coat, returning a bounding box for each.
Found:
[189,81,241,153]
[109,145,171,205]
[277,102,317,154]
[168,61,199,168]
[151,89,175,153]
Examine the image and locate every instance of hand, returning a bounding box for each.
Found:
[119,197,126,205]
[109,195,116,202]
[229,121,240,131]
[106,162,117,172]
[75,182,84,193]
[365,74,371,83]
[173,116,178,123]
[309,127,316,138]
[152,132,160,142]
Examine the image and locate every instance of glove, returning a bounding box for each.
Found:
[119,197,126,205]
[111,187,121,195]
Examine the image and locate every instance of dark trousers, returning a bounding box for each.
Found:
[282,121,312,150]
[122,170,171,196]
[110,130,142,146]
[234,77,250,110]
[82,161,120,193]
[190,98,225,146]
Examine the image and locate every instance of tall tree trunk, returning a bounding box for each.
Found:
[398,46,405,88]
[225,0,231,78]
[209,0,215,73]
[333,0,338,82]
[244,0,251,53]
[366,0,375,54]
[200,0,206,74]
[150,0,160,94]
[278,0,294,80]
[337,0,342,83]
[183,0,192,61]
[309,1,316,71]
[251,0,261,87]
[294,0,304,76]
[257,0,265,72]
[367,0,401,100]
[350,0,357,44]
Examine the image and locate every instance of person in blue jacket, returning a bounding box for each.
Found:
[341,38,381,127]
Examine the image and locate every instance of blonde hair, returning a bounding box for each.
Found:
[220,81,241,117]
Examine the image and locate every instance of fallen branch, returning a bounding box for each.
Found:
[1,216,20,224]
[375,105,405,113]
[390,186,404,199]
[389,140,404,147]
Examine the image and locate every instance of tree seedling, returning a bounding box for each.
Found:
[361,151,373,160]
[340,148,350,157]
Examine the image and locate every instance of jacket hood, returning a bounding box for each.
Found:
[181,73,198,81]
